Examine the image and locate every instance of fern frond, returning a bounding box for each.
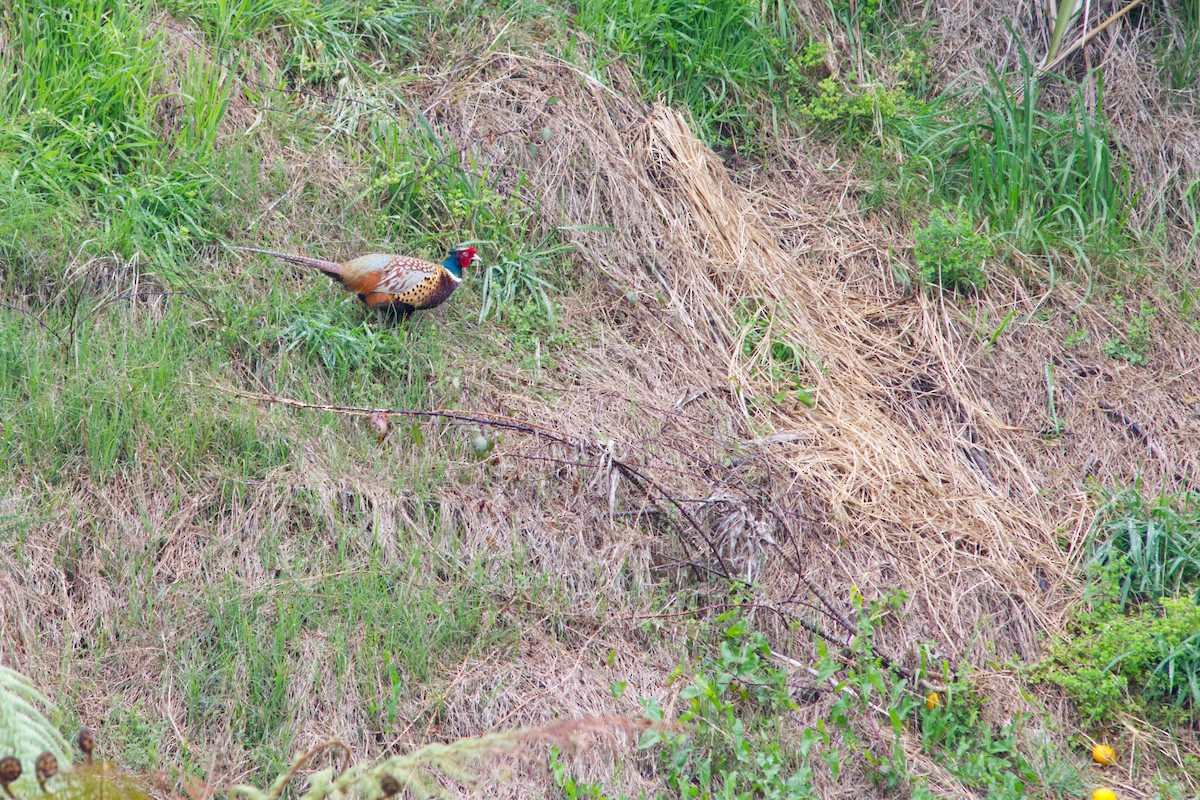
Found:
[0,664,71,795]
[231,716,658,800]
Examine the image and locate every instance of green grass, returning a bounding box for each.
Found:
[361,115,569,324]
[0,0,229,273]
[0,1,575,784]
[574,0,798,151]
[165,0,428,85]
[0,306,291,484]
[180,560,506,775]
[1088,486,1200,607]
[890,54,1133,281]
[1159,0,1200,98]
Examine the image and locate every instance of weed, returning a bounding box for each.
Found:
[793,77,909,134]
[476,237,565,325]
[638,616,817,799]
[917,673,1037,798]
[181,550,506,781]
[1159,0,1200,100]
[103,703,164,772]
[1101,299,1156,366]
[1088,486,1200,606]
[820,591,1043,797]
[1043,363,1065,438]
[1032,486,1200,723]
[822,0,935,114]
[549,749,617,799]
[167,0,426,85]
[739,308,817,407]
[0,307,290,483]
[1064,315,1089,347]
[913,208,992,293]
[891,47,1132,277]
[364,117,566,324]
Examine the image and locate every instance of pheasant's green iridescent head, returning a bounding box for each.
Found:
[443,246,479,279]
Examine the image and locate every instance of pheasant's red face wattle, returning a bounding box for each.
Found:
[457,247,477,270]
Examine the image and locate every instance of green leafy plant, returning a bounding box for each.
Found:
[476,240,564,325]
[1030,586,1200,723]
[0,666,71,791]
[549,748,615,799]
[739,310,817,408]
[1064,315,1089,347]
[793,76,908,132]
[637,616,817,799]
[1031,487,1200,722]
[913,208,992,293]
[822,592,1042,798]
[917,674,1037,798]
[1101,300,1156,367]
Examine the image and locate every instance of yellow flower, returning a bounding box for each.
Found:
[925,692,939,709]
[1091,789,1117,800]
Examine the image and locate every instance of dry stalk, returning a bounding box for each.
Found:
[218,386,937,688]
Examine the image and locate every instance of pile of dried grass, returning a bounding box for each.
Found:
[414,51,1064,660]
[394,47,1200,787]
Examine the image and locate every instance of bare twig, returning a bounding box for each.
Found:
[218,387,736,578]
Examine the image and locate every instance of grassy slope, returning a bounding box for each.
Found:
[2,0,1200,798]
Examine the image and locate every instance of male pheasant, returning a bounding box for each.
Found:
[232,244,479,322]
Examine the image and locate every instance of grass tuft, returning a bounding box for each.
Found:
[1089,486,1200,607]
[890,48,1134,281]
[575,0,797,151]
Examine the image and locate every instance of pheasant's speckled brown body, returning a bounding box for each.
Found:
[232,245,477,321]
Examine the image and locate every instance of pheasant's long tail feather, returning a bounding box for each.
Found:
[230,245,344,282]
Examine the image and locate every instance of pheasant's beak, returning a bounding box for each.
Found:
[470,253,481,267]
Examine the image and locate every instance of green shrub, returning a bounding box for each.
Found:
[1030,589,1200,723]
[913,208,992,292]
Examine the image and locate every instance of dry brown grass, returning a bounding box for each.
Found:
[395,43,1199,783]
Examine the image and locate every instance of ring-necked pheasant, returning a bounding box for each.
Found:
[232,244,479,322]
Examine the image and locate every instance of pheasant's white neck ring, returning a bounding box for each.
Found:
[447,272,463,284]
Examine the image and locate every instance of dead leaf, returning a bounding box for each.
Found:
[370,411,389,444]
